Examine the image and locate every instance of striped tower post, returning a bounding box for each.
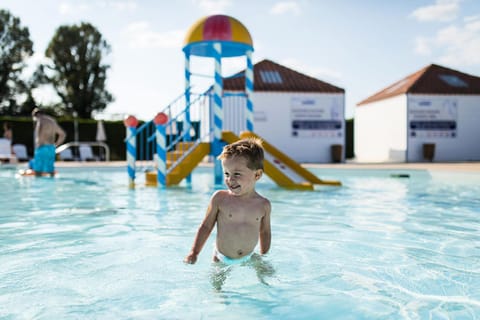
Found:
[184,53,192,185]
[124,115,138,189]
[184,53,191,142]
[245,50,254,132]
[213,43,223,185]
[154,112,168,187]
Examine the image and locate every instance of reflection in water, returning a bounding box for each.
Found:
[210,253,276,291]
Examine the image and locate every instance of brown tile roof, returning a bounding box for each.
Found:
[223,59,344,93]
[357,64,480,106]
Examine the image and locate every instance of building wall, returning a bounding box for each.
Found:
[407,94,480,162]
[223,91,345,163]
[355,95,407,162]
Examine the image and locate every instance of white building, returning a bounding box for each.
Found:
[222,59,345,163]
[355,64,480,162]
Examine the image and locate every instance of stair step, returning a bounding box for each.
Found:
[175,142,195,151]
[146,142,210,186]
[167,151,185,161]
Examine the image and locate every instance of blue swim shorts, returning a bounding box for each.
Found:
[30,144,56,173]
[214,248,253,265]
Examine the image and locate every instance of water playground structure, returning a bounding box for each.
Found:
[125,14,341,190]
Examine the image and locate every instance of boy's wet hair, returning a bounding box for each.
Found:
[218,138,264,170]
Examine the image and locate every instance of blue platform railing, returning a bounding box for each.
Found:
[133,88,213,176]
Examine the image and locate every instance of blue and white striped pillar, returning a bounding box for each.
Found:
[184,53,192,185]
[184,53,191,142]
[155,125,166,186]
[156,124,167,187]
[245,50,254,132]
[124,115,138,189]
[153,112,168,187]
[213,42,224,185]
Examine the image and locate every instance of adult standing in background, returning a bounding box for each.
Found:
[29,108,66,176]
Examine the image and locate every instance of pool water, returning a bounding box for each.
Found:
[0,166,479,319]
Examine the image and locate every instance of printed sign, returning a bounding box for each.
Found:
[291,96,343,138]
[409,98,458,138]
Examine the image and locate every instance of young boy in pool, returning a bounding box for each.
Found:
[184,138,271,265]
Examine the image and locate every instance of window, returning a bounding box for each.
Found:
[439,74,468,88]
[260,70,282,84]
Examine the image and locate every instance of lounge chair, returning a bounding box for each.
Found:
[0,138,13,163]
[59,148,75,161]
[79,144,97,161]
[12,144,29,162]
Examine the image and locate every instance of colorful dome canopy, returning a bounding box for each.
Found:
[183,14,253,57]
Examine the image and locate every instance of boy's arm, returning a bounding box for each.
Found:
[259,199,271,255]
[34,122,40,146]
[184,192,221,264]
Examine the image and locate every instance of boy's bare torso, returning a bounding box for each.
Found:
[214,190,268,259]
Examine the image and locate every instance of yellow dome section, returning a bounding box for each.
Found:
[183,16,208,45]
[229,16,253,46]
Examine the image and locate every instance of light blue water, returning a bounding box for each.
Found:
[0,165,479,319]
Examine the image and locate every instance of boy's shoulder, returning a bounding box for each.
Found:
[211,189,230,200]
[253,192,271,213]
[212,189,229,196]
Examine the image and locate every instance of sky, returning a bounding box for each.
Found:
[2,0,480,121]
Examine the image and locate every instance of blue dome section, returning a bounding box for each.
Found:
[183,41,253,58]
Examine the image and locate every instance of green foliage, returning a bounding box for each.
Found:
[0,9,34,115]
[37,22,114,119]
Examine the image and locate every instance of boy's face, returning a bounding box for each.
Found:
[221,155,262,196]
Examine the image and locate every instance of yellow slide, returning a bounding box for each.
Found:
[222,131,341,190]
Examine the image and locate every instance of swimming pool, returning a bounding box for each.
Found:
[1,165,479,319]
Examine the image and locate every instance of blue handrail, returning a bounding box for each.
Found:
[133,88,212,173]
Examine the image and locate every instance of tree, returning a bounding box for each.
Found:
[0,9,34,115]
[38,22,113,118]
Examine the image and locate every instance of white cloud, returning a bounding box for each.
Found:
[102,1,137,11]
[59,1,137,15]
[192,0,233,14]
[269,1,302,16]
[410,0,460,22]
[123,22,184,49]
[58,2,90,15]
[414,15,480,66]
[464,15,480,31]
[414,36,432,55]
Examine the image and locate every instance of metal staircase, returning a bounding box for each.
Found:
[145,141,210,186]
[134,89,213,186]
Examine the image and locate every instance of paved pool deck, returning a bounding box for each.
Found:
[53,160,480,172]
[306,162,480,172]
